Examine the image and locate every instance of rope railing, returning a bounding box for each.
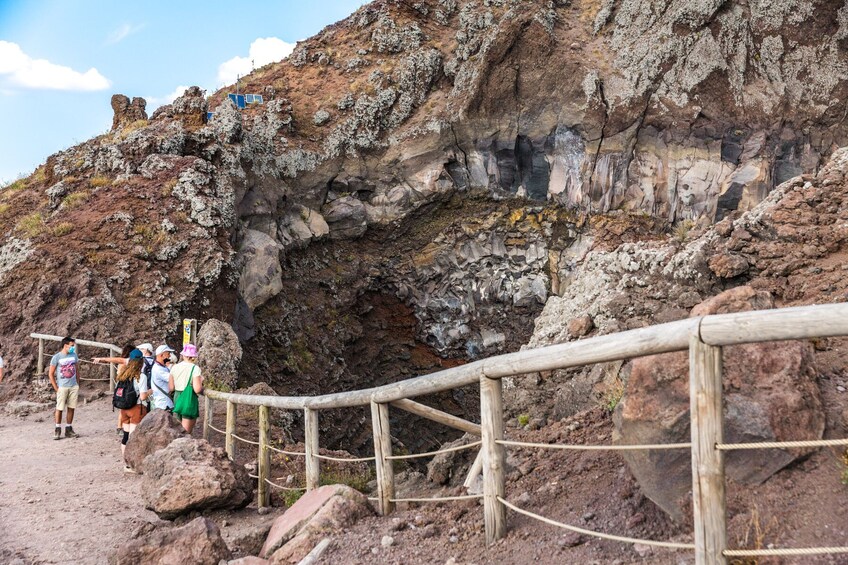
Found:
[72,302,848,563]
[385,440,482,461]
[264,478,307,492]
[498,496,695,550]
[207,423,226,435]
[497,439,692,451]
[313,453,376,463]
[267,444,307,457]
[230,433,260,447]
[716,438,848,450]
[390,493,483,503]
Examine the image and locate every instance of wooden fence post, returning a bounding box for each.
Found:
[690,335,727,565]
[37,338,44,381]
[304,407,320,491]
[225,400,237,460]
[370,401,395,515]
[258,405,270,508]
[480,374,506,544]
[203,396,212,441]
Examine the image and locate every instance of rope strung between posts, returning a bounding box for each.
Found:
[497,439,692,451]
[266,444,306,457]
[498,497,695,550]
[385,440,482,461]
[78,377,111,382]
[313,453,376,463]
[248,473,259,479]
[264,478,307,492]
[208,423,226,435]
[390,493,483,503]
[717,438,848,450]
[231,433,260,447]
[724,547,848,557]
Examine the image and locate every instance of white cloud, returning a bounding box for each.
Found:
[145,85,191,111]
[0,41,110,92]
[217,37,294,86]
[105,23,146,45]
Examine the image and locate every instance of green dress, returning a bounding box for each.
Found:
[173,366,199,420]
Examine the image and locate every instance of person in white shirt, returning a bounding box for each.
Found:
[150,345,175,411]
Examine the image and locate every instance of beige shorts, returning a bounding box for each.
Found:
[56,385,79,411]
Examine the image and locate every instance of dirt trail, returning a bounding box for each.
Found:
[0,397,157,565]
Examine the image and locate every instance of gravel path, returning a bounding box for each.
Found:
[0,397,156,565]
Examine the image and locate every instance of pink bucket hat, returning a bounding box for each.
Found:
[182,343,198,357]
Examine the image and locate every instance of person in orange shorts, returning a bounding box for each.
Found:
[114,349,150,472]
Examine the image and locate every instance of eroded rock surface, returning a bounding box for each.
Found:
[613,287,824,521]
[108,517,231,565]
[142,438,253,519]
[124,409,186,473]
[260,484,373,563]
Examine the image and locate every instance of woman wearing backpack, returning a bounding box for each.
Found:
[170,344,203,433]
[114,349,149,472]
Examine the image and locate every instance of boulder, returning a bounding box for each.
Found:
[197,318,243,390]
[613,287,825,521]
[150,85,207,127]
[111,94,148,131]
[237,229,284,310]
[124,409,186,473]
[142,437,253,519]
[567,315,594,338]
[108,517,231,565]
[322,196,367,240]
[261,485,372,562]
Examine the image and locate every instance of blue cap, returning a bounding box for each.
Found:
[128,349,143,360]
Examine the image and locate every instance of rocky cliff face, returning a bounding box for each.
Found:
[2,0,847,454]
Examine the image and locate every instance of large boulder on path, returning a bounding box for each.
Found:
[142,437,253,519]
[108,517,231,565]
[197,318,243,389]
[613,287,825,522]
[124,409,186,473]
[260,484,373,562]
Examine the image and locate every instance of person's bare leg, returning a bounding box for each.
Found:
[54,410,62,425]
[66,407,74,425]
[181,418,194,433]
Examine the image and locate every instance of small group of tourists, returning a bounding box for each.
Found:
[50,336,204,472]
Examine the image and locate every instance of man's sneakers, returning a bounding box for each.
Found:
[54,427,61,440]
[64,426,78,439]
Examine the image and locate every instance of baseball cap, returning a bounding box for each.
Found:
[136,343,154,354]
[155,345,176,356]
[128,349,143,360]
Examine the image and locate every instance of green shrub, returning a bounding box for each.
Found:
[17,212,44,237]
[53,222,74,236]
[62,190,90,209]
[517,413,530,427]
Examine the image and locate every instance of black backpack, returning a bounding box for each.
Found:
[141,358,154,407]
[113,378,138,410]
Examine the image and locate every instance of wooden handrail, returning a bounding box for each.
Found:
[30,332,122,353]
[83,302,848,565]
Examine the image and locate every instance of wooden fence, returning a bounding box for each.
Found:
[30,333,121,392]
[37,303,848,564]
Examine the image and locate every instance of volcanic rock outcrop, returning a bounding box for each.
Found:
[2,0,848,490]
[613,287,825,522]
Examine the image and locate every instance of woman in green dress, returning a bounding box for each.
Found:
[170,343,203,433]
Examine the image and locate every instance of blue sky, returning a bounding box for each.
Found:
[0,0,366,183]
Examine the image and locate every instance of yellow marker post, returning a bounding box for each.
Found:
[182,319,197,346]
